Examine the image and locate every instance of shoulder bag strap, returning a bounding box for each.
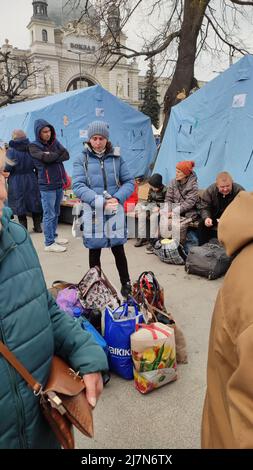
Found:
[0,340,42,393]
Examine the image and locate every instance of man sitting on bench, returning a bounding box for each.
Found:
[198,171,244,245]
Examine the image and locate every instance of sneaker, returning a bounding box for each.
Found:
[121,281,132,298]
[145,244,155,254]
[134,238,148,247]
[45,243,67,253]
[55,238,69,245]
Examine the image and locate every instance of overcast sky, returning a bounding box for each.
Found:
[0,0,252,82]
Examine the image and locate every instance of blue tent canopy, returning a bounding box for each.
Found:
[154,54,253,190]
[0,85,157,178]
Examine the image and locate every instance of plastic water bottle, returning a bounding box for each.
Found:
[103,191,117,215]
[73,307,82,320]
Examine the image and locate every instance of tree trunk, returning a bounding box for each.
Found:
[161,0,210,139]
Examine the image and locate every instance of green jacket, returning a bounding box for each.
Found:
[0,208,108,449]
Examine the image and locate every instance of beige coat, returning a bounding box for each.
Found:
[201,191,253,448]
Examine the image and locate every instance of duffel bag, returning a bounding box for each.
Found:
[185,242,232,280]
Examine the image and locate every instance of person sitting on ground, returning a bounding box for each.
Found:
[29,119,70,253]
[158,161,199,250]
[198,171,244,245]
[135,173,167,250]
[6,129,42,233]
[0,147,108,449]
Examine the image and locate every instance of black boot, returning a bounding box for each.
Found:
[32,213,42,233]
[121,281,132,298]
[18,215,27,229]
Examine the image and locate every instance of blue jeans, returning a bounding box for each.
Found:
[40,189,63,246]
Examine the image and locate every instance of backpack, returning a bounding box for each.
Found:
[185,241,232,280]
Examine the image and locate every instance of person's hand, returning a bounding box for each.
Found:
[82,372,103,408]
[106,197,118,206]
[105,198,118,211]
[2,171,9,178]
[205,217,213,227]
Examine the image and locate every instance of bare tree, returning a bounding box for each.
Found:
[0,48,40,108]
[66,0,253,136]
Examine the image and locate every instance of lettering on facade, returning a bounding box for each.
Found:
[70,43,96,53]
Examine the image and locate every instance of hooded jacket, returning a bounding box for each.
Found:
[6,138,42,215]
[201,191,253,448]
[29,119,69,191]
[72,144,134,249]
[0,208,108,448]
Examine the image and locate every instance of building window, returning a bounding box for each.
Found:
[66,77,96,91]
[18,66,28,89]
[139,88,145,101]
[42,29,48,42]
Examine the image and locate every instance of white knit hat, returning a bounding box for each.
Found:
[87,121,109,140]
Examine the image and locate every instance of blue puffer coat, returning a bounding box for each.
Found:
[72,145,134,249]
[6,138,42,215]
[0,208,108,449]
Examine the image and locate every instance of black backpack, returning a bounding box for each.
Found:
[185,241,232,280]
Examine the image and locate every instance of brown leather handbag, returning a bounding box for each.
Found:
[0,342,93,449]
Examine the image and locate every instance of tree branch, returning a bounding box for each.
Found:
[204,12,248,55]
[230,0,253,5]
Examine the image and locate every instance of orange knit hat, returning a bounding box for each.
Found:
[176,160,195,176]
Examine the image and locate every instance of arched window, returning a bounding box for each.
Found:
[66,77,95,91]
[42,29,48,42]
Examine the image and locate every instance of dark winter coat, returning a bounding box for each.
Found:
[0,208,108,449]
[29,119,69,191]
[165,172,199,221]
[147,185,167,205]
[6,138,42,215]
[72,144,134,249]
[200,182,245,222]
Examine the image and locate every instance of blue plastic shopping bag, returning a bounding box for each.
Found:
[104,300,144,379]
[81,317,109,357]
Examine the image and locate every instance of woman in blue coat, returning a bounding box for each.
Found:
[6,129,42,232]
[0,147,108,449]
[72,121,134,297]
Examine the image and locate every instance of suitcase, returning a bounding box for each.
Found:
[185,242,232,280]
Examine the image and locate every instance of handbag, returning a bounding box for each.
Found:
[0,342,93,449]
[132,271,165,312]
[78,266,120,311]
